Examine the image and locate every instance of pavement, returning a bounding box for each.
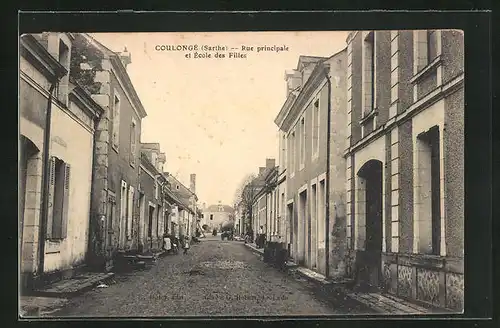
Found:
[42,237,373,317]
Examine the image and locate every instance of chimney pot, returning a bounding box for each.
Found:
[119,46,132,69]
[190,173,196,194]
[266,158,276,169]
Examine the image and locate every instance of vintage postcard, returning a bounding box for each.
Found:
[19,29,464,318]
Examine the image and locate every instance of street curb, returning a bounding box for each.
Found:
[243,243,376,313]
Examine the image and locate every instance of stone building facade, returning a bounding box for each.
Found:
[166,174,198,238]
[274,51,347,277]
[138,143,168,252]
[344,30,464,311]
[201,203,235,232]
[70,33,148,270]
[250,159,277,238]
[19,33,103,290]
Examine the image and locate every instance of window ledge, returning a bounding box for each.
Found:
[410,55,442,85]
[360,108,378,126]
[112,145,119,154]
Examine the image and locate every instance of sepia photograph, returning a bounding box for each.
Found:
[19,28,465,318]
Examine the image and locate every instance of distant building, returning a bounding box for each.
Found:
[202,203,234,232]
[166,174,198,238]
[250,159,277,237]
[138,143,167,252]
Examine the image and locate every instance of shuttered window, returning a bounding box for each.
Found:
[127,186,134,239]
[300,117,305,167]
[121,180,127,243]
[112,91,121,150]
[130,119,137,166]
[47,157,70,240]
[312,99,320,158]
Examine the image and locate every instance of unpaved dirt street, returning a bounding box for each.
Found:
[54,239,369,317]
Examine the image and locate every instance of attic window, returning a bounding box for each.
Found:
[176,185,179,190]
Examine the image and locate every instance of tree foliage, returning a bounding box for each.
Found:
[233,173,263,232]
[70,34,104,95]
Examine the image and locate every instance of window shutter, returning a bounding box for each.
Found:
[313,101,319,155]
[46,157,56,239]
[127,186,134,239]
[130,122,136,165]
[60,163,70,239]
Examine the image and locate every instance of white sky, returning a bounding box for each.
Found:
[92,31,349,206]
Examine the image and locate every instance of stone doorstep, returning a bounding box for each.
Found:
[34,272,115,298]
[294,266,355,288]
[295,267,331,285]
[244,243,264,255]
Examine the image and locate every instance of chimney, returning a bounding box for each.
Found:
[259,167,266,175]
[266,158,276,169]
[284,69,302,97]
[119,46,132,69]
[190,174,196,194]
[302,63,316,87]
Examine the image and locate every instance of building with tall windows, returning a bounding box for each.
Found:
[19,33,104,291]
[138,143,168,252]
[69,33,148,271]
[274,51,347,277]
[344,30,464,311]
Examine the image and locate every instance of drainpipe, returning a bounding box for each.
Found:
[38,79,59,276]
[87,113,101,267]
[324,66,332,279]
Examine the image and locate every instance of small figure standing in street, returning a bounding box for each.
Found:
[183,236,190,254]
[257,225,266,248]
[163,233,172,253]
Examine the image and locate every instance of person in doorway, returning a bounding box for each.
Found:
[182,236,190,254]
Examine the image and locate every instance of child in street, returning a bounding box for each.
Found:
[183,236,190,254]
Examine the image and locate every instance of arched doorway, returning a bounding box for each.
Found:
[19,135,41,273]
[355,159,383,291]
